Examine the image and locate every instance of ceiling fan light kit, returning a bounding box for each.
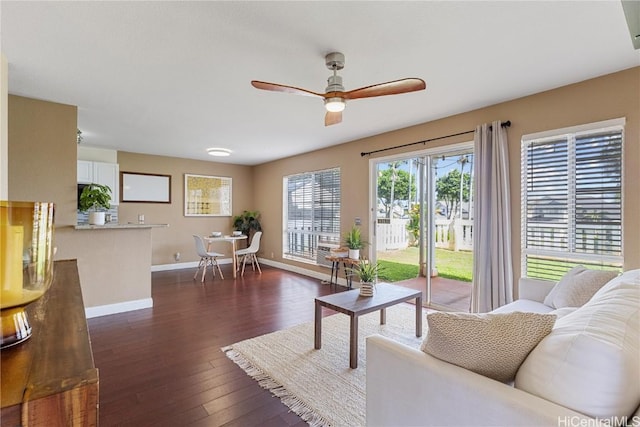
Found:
[325,97,346,112]
[251,51,426,126]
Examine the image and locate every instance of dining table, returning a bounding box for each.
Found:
[204,234,248,279]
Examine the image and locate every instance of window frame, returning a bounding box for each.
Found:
[520,118,624,281]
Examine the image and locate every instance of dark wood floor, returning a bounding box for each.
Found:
[88,265,341,427]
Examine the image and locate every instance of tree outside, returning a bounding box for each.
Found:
[406,204,420,244]
[377,161,416,218]
[435,168,471,219]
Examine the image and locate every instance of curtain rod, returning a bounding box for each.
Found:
[360,120,511,157]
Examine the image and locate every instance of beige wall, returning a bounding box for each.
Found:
[8,95,78,226]
[254,67,640,278]
[116,151,254,265]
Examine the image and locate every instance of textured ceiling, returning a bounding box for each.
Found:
[2,1,639,165]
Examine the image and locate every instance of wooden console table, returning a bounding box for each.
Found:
[1,259,99,426]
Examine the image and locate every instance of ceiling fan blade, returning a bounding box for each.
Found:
[325,111,342,126]
[344,78,426,100]
[251,80,324,98]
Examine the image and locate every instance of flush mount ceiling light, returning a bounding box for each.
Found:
[207,148,232,157]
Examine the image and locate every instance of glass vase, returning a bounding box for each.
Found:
[1,201,55,348]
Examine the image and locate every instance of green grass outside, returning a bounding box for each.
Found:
[378,260,419,282]
[377,247,473,283]
[526,257,622,282]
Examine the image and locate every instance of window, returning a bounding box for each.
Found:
[283,168,341,263]
[521,119,623,281]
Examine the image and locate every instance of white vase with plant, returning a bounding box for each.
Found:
[349,259,382,297]
[79,183,112,225]
[344,226,365,260]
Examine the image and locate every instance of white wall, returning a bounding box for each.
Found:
[77,146,118,163]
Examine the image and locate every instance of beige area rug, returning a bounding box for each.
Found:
[222,304,426,427]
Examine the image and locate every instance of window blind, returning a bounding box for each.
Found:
[284,168,340,263]
[521,125,623,281]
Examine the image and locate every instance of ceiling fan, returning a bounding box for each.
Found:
[251,52,426,126]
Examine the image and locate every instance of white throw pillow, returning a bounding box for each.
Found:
[543,265,618,308]
[516,269,640,419]
[421,311,556,383]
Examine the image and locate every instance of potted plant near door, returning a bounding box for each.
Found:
[349,259,382,297]
[344,226,365,259]
[232,210,262,245]
[79,183,112,225]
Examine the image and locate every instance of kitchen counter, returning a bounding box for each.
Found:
[74,223,169,230]
[54,225,158,316]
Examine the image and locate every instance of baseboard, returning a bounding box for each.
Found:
[152,261,198,271]
[85,298,154,319]
[151,258,233,272]
[151,257,351,288]
[258,258,351,288]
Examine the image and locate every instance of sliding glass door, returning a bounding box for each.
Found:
[428,149,474,309]
[371,143,474,311]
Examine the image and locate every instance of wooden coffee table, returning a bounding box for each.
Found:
[314,283,422,369]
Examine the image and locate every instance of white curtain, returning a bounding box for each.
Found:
[471,120,513,313]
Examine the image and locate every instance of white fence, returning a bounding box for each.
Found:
[377,218,473,252]
[435,218,473,251]
[377,219,410,250]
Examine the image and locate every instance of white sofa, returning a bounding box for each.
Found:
[366,270,640,427]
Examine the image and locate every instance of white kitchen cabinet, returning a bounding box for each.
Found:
[77,161,120,205]
[77,160,93,184]
[94,162,119,205]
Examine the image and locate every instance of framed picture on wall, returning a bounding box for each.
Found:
[121,172,171,203]
[184,174,232,216]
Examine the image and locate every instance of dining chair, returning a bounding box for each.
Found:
[235,231,262,276]
[192,235,225,282]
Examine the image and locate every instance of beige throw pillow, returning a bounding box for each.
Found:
[421,312,556,383]
[543,266,617,308]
